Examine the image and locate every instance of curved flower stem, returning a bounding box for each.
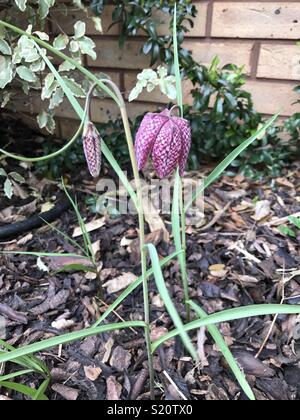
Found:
[100,79,155,400]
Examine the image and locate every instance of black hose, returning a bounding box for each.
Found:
[0,198,70,240]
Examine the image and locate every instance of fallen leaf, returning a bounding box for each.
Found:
[85,272,97,280]
[253,200,271,222]
[142,196,170,242]
[152,294,165,308]
[232,350,275,377]
[102,337,114,363]
[48,255,94,272]
[120,236,133,247]
[209,264,228,278]
[276,178,294,189]
[103,272,136,294]
[129,229,163,262]
[37,256,49,272]
[10,179,28,200]
[17,233,33,245]
[91,240,100,255]
[41,201,55,213]
[236,274,259,285]
[72,217,105,238]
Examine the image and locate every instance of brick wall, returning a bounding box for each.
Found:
[18,1,300,138]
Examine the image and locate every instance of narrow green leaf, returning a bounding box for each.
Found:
[92,250,183,327]
[0,369,33,382]
[152,303,300,352]
[0,381,48,400]
[146,244,197,360]
[189,300,255,401]
[185,114,279,211]
[61,181,94,262]
[33,378,51,401]
[0,321,146,364]
[40,217,88,257]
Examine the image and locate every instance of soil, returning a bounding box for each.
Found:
[0,114,300,400]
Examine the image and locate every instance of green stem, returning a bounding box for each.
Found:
[101,80,155,400]
[179,177,190,322]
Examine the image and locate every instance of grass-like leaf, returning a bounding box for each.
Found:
[92,250,183,327]
[61,180,95,263]
[40,217,88,257]
[185,114,279,211]
[0,369,33,382]
[189,300,255,401]
[0,321,146,364]
[0,381,48,400]
[152,303,300,352]
[146,244,197,360]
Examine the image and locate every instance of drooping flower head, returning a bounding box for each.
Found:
[82,122,101,178]
[135,108,191,178]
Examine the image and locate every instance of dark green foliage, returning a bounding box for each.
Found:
[89,1,300,178]
[34,139,86,179]
[33,1,299,179]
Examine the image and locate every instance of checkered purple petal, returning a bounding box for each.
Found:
[135,112,169,170]
[173,117,192,176]
[152,120,182,179]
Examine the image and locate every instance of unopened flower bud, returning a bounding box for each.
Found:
[83,122,101,178]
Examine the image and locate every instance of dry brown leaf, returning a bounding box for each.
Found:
[48,255,94,271]
[253,200,271,222]
[276,178,294,189]
[10,180,28,200]
[41,201,55,213]
[129,229,163,262]
[102,337,114,363]
[103,272,136,294]
[152,294,165,308]
[72,217,105,238]
[120,236,133,247]
[17,232,33,245]
[209,264,228,278]
[142,197,170,243]
[91,240,101,255]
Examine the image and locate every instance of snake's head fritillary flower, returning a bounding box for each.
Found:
[82,122,102,178]
[135,109,191,179]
